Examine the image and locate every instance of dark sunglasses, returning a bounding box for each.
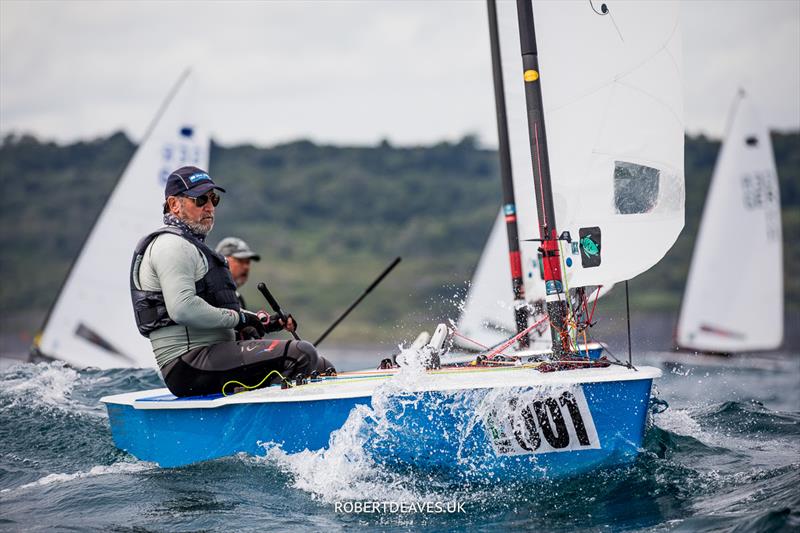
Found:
[182,192,221,207]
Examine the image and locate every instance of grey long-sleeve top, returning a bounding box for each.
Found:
[136,233,239,368]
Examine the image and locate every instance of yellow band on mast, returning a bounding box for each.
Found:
[524,70,539,82]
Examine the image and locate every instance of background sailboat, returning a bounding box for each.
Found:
[32,72,209,369]
[676,91,783,354]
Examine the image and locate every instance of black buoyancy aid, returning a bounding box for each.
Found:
[130,226,240,337]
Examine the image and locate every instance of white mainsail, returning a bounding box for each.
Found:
[36,72,210,369]
[676,92,783,353]
[460,1,682,345]
[498,0,684,288]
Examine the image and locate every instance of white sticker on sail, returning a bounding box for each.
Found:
[482,386,600,456]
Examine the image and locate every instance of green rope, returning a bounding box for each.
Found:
[221,370,291,396]
[557,240,578,352]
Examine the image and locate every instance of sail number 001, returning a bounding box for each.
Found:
[483,389,601,456]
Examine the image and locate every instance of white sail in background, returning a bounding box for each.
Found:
[676,92,783,353]
[37,72,209,368]
[458,209,549,348]
[496,0,684,288]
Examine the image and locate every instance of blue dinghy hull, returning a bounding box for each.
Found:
[105,396,363,468]
[102,365,660,479]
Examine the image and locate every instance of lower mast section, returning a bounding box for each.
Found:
[540,230,569,356]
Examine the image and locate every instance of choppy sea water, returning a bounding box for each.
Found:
[0,350,798,532]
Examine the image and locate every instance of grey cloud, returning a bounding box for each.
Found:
[1,0,798,146]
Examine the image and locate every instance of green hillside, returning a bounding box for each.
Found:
[1,131,797,345]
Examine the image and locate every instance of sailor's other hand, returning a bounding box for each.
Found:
[237,310,266,338]
[282,314,297,333]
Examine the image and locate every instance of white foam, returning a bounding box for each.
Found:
[256,346,462,505]
[655,409,704,439]
[260,407,421,505]
[2,461,153,494]
[1,361,79,409]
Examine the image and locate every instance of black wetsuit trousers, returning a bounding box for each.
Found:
[162,339,335,397]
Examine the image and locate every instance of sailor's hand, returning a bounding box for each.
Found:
[258,310,281,333]
[258,310,297,333]
[236,310,266,338]
[282,314,297,333]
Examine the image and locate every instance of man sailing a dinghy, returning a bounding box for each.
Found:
[130,166,334,397]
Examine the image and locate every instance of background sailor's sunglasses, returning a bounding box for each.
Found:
[182,192,221,207]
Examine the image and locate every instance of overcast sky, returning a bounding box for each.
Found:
[1,0,798,147]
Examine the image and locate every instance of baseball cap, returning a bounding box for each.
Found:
[164,166,227,198]
[215,237,261,261]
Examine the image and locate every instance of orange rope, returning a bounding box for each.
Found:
[587,286,601,323]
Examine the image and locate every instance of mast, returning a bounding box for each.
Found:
[515,0,569,356]
[486,0,530,349]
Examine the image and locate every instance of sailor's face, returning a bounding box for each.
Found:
[177,194,215,234]
[227,257,251,287]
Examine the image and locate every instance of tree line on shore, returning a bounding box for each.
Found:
[1,131,797,343]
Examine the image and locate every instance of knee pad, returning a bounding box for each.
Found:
[285,341,335,377]
[298,341,336,374]
[294,340,317,359]
[284,340,316,377]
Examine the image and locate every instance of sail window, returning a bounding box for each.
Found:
[613,161,660,215]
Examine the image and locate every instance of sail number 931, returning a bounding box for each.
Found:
[483,389,601,456]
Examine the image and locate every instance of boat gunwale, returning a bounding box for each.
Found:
[100,365,662,410]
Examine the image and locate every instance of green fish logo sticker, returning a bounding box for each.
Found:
[579,227,602,268]
[580,236,599,256]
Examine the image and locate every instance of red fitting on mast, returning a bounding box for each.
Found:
[540,231,562,283]
[508,250,523,279]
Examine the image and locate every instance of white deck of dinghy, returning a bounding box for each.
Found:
[101,365,661,410]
